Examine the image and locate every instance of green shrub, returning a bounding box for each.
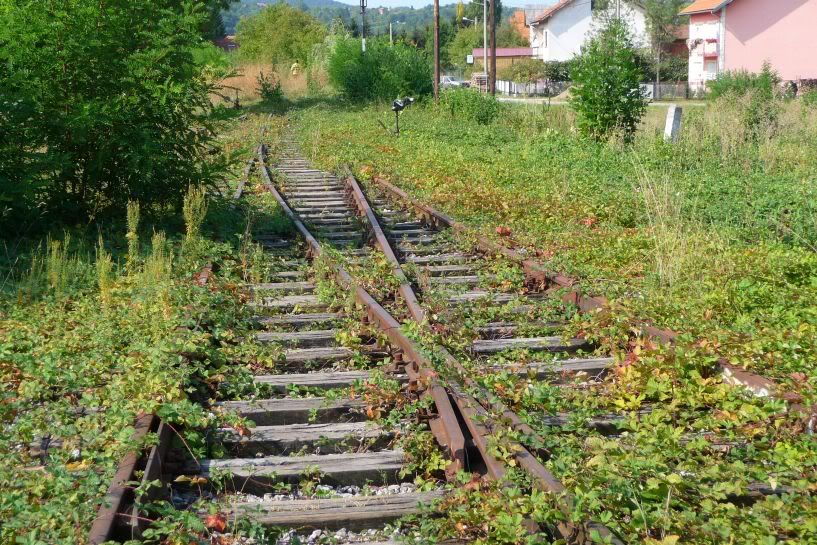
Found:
[707,63,783,141]
[257,71,284,106]
[708,62,780,99]
[498,58,546,85]
[0,0,228,229]
[441,88,500,125]
[327,37,432,101]
[569,19,647,142]
[801,89,817,108]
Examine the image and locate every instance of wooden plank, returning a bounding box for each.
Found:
[421,264,478,276]
[257,312,341,328]
[284,346,354,364]
[218,397,366,425]
[253,370,371,391]
[250,282,315,293]
[218,421,389,455]
[255,294,324,310]
[500,357,614,378]
[472,336,587,355]
[256,329,338,348]
[271,270,307,280]
[404,253,472,264]
[226,490,444,530]
[188,450,405,491]
[447,291,515,304]
[427,275,481,285]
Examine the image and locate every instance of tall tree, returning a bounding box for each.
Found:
[642,0,687,99]
[236,3,327,66]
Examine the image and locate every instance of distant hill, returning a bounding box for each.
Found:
[222,0,459,38]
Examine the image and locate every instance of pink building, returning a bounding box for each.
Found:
[681,0,817,92]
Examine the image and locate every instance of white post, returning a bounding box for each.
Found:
[389,22,393,45]
[664,104,683,143]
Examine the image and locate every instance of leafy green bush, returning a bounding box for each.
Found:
[327,37,432,101]
[803,90,817,108]
[499,58,546,85]
[569,19,647,142]
[257,71,284,107]
[0,0,229,229]
[441,88,500,125]
[706,63,783,141]
[708,62,780,99]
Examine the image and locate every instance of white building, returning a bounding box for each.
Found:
[528,0,648,62]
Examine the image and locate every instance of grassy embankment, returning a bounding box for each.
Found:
[293,97,817,391]
[0,115,296,544]
[278,95,817,544]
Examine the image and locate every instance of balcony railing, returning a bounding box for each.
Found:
[703,40,719,58]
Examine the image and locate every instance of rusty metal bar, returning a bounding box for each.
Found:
[368,174,813,427]
[344,173,426,324]
[233,146,261,201]
[88,414,156,545]
[333,165,621,542]
[258,148,467,471]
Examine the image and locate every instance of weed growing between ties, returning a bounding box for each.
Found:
[293,95,817,392]
[282,94,817,544]
[0,180,295,542]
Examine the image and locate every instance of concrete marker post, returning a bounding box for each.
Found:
[664,103,683,143]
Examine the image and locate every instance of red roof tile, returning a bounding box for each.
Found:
[529,0,575,25]
[680,0,733,15]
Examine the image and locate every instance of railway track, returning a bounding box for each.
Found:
[88,130,813,545]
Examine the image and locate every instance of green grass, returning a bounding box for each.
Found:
[0,172,294,543]
[278,94,817,543]
[292,96,817,391]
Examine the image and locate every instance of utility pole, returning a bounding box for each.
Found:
[482,0,487,76]
[360,0,367,52]
[389,22,393,45]
[488,0,496,95]
[433,0,440,102]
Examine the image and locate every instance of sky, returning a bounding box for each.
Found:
[332,0,544,9]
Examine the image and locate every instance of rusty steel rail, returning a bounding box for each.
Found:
[87,147,264,543]
[344,173,426,323]
[258,146,467,472]
[87,414,157,544]
[367,174,815,429]
[337,172,624,545]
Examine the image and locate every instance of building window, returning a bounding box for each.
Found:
[705,60,718,80]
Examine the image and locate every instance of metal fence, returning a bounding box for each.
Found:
[495,80,571,97]
[494,80,691,99]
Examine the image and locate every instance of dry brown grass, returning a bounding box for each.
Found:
[214,63,315,105]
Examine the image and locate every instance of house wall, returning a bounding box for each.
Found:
[542,1,593,61]
[724,0,817,81]
[530,2,648,62]
[687,12,721,91]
